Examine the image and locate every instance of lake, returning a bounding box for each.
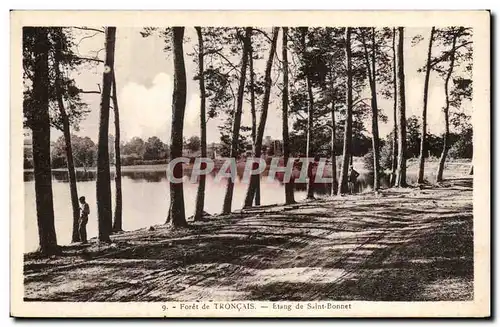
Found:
[23,165,386,253]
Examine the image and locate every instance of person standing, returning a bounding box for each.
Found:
[307,155,320,199]
[78,196,90,244]
[348,165,359,195]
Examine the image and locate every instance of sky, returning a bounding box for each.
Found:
[51,27,470,145]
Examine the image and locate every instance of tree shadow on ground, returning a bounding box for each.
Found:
[24,178,473,302]
[244,210,473,301]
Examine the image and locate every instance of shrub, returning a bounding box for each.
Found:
[363,146,393,173]
[51,155,67,169]
[24,158,33,169]
[448,138,473,159]
[121,154,142,166]
[363,149,374,172]
[379,143,394,171]
[132,159,168,166]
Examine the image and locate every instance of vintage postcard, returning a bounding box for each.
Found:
[11,10,490,318]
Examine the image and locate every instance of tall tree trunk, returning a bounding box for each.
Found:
[300,27,315,199]
[417,27,436,184]
[436,32,458,183]
[395,27,407,187]
[390,28,398,186]
[112,72,123,232]
[370,28,381,191]
[168,27,189,227]
[338,28,353,195]
[330,95,337,196]
[361,28,381,191]
[96,27,116,242]
[249,45,257,146]
[282,27,295,204]
[31,27,58,253]
[243,27,279,208]
[222,27,251,214]
[53,35,80,243]
[194,26,207,221]
[248,31,260,206]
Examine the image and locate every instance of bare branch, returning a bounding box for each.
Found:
[205,48,240,76]
[72,27,105,34]
[353,97,371,107]
[203,47,223,56]
[78,83,102,95]
[295,110,307,121]
[72,55,104,63]
[76,32,101,48]
[90,48,106,59]
[355,100,370,109]
[251,28,273,43]
[78,89,101,95]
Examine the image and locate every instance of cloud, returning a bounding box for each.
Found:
[59,27,467,146]
[119,72,201,143]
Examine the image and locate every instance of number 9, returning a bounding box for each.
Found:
[162,305,167,311]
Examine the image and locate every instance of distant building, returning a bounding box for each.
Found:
[261,136,283,157]
[263,136,272,147]
[272,140,283,157]
[24,128,56,161]
[207,142,223,159]
[244,144,253,157]
[23,129,33,158]
[23,128,32,145]
[23,128,33,168]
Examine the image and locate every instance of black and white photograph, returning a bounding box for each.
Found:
[10,10,490,318]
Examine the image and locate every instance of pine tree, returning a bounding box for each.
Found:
[168,27,189,227]
[96,27,116,242]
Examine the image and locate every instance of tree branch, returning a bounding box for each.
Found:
[78,89,101,95]
[353,97,371,107]
[211,69,237,108]
[205,48,240,76]
[355,100,370,109]
[78,84,102,95]
[72,27,105,34]
[73,55,104,63]
[295,110,307,121]
[91,48,106,59]
[203,47,223,56]
[313,123,334,132]
[430,41,473,68]
[77,32,101,48]
[251,28,273,43]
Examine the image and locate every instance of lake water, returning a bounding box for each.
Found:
[23,166,386,253]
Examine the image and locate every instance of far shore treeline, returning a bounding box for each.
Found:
[24,123,472,170]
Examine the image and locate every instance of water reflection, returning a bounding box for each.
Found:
[23,166,418,253]
[24,168,388,195]
[25,170,98,182]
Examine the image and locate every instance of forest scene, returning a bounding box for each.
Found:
[22,25,474,302]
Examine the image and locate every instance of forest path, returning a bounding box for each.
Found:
[24,177,473,301]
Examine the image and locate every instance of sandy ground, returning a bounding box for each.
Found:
[24,177,473,302]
